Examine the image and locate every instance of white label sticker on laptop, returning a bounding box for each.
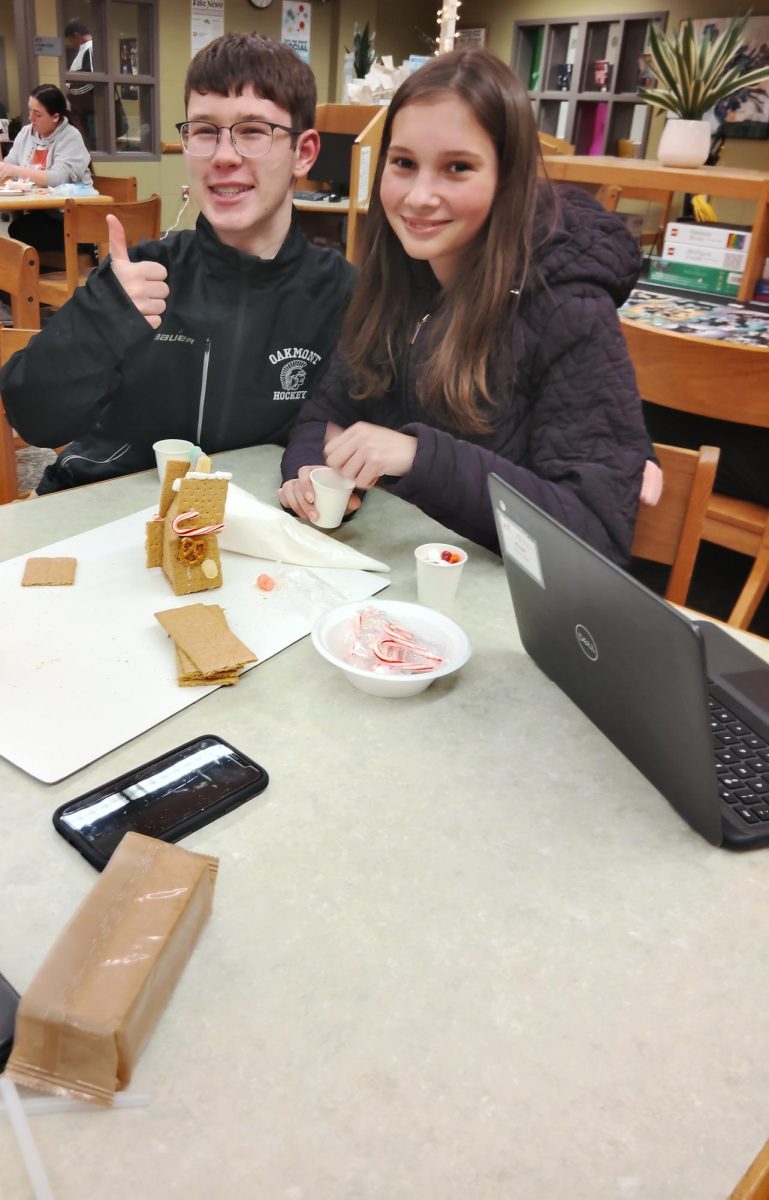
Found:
[498,512,544,587]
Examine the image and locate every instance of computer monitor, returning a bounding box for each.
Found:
[311,131,356,197]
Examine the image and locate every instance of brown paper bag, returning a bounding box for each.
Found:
[6,832,218,1105]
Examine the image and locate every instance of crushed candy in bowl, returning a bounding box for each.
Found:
[311,599,471,697]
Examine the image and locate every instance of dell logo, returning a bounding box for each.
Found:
[575,624,598,661]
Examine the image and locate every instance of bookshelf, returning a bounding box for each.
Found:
[514,12,667,158]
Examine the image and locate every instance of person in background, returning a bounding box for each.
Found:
[64,18,95,148]
[0,33,356,494]
[0,84,91,253]
[279,48,655,564]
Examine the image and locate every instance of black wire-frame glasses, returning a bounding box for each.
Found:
[175,119,301,158]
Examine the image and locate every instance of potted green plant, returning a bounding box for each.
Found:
[638,13,769,167]
[347,21,376,79]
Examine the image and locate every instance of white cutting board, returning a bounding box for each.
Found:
[0,507,388,782]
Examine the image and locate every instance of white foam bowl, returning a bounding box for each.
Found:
[311,599,472,698]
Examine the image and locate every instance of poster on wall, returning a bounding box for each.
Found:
[454,28,486,50]
[689,16,769,139]
[281,2,311,63]
[192,0,224,58]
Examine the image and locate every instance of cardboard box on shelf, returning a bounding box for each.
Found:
[647,256,742,297]
[661,241,747,272]
[664,221,752,252]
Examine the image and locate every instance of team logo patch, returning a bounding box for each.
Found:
[269,346,322,402]
[280,360,307,391]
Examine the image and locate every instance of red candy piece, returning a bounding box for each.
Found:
[440,550,461,564]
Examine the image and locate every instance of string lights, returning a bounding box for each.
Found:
[436,0,461,54]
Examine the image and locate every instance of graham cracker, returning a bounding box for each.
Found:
[155,603,257,677]
[22,557,77,586]
[145,520,164,568]
[158,458,192,518]
[175,645,239,686]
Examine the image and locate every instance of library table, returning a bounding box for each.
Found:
[2,446,769,1200]
[0,189,113,213]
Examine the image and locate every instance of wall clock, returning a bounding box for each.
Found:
[248,0,273,8]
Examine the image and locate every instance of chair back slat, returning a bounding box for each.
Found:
[631,442,720,605]
[39,194,162,308]
[0,238,40,329]
[0,327,40,504]
[91,174,138,202]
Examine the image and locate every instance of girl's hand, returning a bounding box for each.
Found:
[0,162,22,181]
[324,422,417,488]
[278,464,362,524]
[640,460,663,506]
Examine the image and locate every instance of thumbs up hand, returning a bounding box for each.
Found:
[107,214,169,330]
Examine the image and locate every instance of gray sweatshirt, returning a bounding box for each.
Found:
[6,116,92,188]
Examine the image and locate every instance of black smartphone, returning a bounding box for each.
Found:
[53,735,269,870]
[0,971,20,1071]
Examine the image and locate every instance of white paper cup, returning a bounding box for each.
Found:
[310,467,355,529]
[153,438,195,481]
[414,542,468,611]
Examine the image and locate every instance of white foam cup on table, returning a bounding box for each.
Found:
[309,466,355,529]
[153,438,195,481]
[414,542,468,611]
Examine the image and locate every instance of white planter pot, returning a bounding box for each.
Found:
[657,118,711,168]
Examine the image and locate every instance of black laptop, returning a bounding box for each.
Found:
[489,473,769,849]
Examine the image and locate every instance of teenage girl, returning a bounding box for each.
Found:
[1,84,92,253]
[279,49,653,562]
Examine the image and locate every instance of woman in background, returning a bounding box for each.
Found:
[279,49,655,563]
[0,84,92,253]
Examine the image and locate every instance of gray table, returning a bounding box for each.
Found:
[1,447,767,1200]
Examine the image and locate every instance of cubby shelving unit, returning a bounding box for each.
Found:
[513,12,668,157]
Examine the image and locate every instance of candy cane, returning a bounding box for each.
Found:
[171,510,225,538]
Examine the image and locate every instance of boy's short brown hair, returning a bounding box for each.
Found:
[184,33,316,131]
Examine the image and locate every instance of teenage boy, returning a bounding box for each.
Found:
[1,33,356,493]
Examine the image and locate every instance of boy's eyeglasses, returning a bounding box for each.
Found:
[175,119,301,158]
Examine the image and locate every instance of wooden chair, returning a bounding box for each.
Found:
[0,327,41,503]
[729,1137,769,1199]
[631,442,719,605]
[91,173,138,202]
[38,194,162,310]
[0,237,40,328]
[622,319,769,628]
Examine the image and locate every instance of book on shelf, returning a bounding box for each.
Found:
[529,27,544,90]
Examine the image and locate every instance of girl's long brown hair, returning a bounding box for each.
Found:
[342,49,547,434]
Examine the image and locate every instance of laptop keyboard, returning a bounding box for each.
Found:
[710,691,769,826]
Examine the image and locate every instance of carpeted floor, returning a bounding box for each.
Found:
[16,444,57,493]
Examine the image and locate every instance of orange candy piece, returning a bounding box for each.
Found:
[256,573,276,592]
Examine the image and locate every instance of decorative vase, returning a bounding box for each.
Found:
[657,118,711,168]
